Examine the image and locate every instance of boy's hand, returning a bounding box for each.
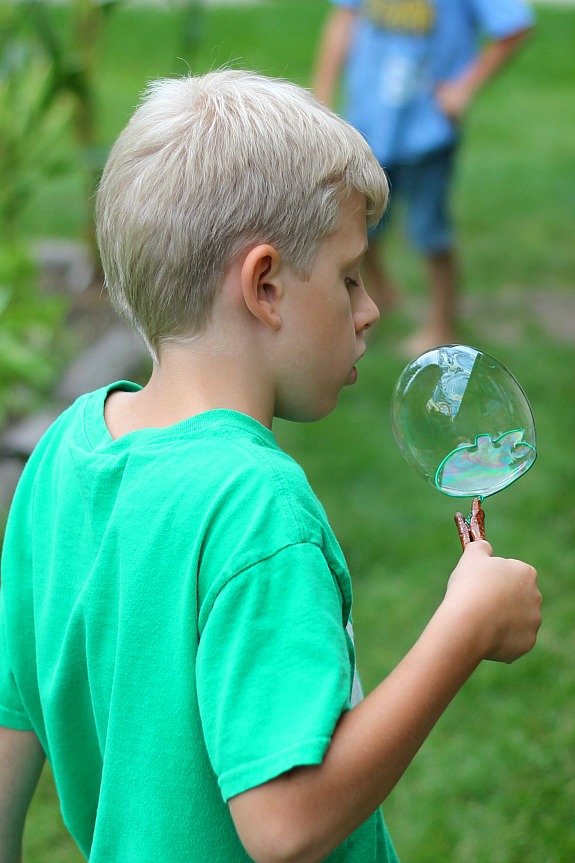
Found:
[435,78,473,121]
[443,540,542,665]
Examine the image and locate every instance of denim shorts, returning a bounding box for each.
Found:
[372,145,457,254]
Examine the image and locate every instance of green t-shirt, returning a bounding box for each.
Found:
[0,382,398,862]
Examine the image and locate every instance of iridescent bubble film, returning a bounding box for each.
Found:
[391,345,537,498]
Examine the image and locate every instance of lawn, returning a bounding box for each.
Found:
[3,0,574,860]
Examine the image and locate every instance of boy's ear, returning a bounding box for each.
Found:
[240,244,284,331]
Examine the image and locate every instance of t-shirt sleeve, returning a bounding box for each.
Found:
[196,542,353,802]
[471,0,535,38]
[0,592,33,730]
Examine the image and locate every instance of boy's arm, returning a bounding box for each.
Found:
[0,728,45,863]
[436,27,533,121]
[229,541,541,863]
[312,6,356,107]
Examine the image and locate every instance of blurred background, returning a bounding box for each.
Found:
[0,1,573,860]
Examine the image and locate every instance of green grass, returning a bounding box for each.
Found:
[7,1,575,860]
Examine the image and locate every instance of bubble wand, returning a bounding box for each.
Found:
[391,345,536,549]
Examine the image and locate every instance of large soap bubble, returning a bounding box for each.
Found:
[391,345,536,499]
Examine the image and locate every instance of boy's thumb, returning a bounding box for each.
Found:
[463,539,493,559]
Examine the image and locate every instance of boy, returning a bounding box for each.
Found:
[313,0,534,353]
[0,70,541,863]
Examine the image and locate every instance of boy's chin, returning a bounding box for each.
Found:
[275,395,341,425]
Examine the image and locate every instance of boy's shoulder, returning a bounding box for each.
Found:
[58,385,317,521]
[9,383,338,569]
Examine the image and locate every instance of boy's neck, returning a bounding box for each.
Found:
[104,339,276,440]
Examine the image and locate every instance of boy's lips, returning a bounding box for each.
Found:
[347,349,365,385]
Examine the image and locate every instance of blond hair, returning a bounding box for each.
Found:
[96,70,388,357]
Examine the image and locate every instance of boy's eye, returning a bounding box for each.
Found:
[345,277,360,290]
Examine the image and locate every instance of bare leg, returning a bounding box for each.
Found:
[405,249,458,355]
[362,241,400,312]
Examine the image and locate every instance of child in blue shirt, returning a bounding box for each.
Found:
[314,0,534,354]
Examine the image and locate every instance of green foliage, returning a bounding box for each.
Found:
[0,243,70,426]
[0,1,97,428]
[0,4,78,236]
[0,0,132,230]
[0,6,73,423]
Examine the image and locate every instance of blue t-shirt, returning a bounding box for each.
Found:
[332,0,534,163]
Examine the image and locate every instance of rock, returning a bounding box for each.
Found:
[32,239,95,295]
[0,409,63,459]
[56,325,148,402]
[0,458,24,511]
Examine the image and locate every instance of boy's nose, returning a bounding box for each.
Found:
[356,287,380,332]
